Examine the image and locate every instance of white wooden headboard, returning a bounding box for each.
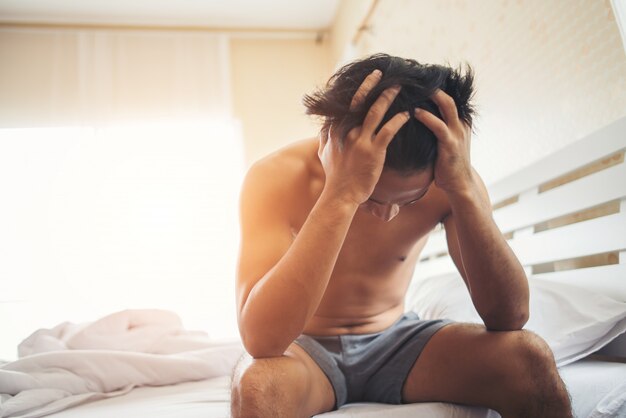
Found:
[416,116,626,357]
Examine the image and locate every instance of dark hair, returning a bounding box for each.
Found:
[303,53,476,173]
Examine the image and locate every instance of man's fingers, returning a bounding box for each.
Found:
[362,85,401,138]
[430,89,460,127]
[375,111,410,148]
[414,108,450,142]
[349,69,382,111]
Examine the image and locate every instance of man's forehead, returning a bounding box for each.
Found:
[370,168,433,201]
[377,168,433,188]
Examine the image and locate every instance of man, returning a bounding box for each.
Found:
[230,54,572,418]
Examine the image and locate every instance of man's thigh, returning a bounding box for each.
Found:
[286,342,337,412]
[401,322,552,409]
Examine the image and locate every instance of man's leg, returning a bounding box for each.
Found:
[401,323,572,418]
[231,342,336,418]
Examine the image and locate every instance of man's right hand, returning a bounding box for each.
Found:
[318,69,410,206]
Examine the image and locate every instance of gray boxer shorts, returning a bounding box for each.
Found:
[293,311,454,409]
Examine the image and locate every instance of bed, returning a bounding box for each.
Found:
[30,359,626,418]
[3,117,626,418]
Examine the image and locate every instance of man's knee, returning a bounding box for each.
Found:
[231,355,308,418]
[497,330,572,416]
[492,330,554,389]
[232,358,282,417]
[508,330,559,389]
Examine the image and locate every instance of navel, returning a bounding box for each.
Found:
[398,256,407,262]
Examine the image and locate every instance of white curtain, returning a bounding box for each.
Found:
[0,28,243,360]
[0,27,232,127]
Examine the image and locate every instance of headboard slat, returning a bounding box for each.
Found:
[488,118,626,204]
[494,162,626,234]
[509,211,626,266]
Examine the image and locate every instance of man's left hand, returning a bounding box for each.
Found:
[414,89,474,195]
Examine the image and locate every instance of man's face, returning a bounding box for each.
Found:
[360,167,434,222]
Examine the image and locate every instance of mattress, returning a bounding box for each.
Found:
[45,358,626,418]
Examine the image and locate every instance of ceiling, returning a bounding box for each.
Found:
[0,0,341,30]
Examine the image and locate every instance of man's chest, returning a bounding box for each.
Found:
[335,208,438,274]
[290,198,441,273]
[312,210,439,317]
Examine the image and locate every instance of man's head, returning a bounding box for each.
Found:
[303,53,476,174]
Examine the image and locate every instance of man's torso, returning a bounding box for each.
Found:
[257,138,452,336]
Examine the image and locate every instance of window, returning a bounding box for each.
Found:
[0,121,244,360]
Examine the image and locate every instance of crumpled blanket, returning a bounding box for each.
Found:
[0,309,244,418]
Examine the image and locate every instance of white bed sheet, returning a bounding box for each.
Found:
[46,377,232,418]
[44,358,626,418]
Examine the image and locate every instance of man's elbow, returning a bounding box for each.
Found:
[241,334,287,359]
[482,309,529,331]
[239,320,291,359]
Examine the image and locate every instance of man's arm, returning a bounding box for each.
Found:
[414,89,529,331]
[443,168,529,331]
[237,165,360,358]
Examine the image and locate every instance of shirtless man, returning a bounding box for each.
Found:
[230,54,572,418]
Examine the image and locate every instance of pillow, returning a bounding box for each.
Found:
[405,272,626,367]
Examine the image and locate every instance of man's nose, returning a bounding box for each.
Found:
[370,202,400,222]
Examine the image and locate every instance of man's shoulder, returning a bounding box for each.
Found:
[242,138,321,200]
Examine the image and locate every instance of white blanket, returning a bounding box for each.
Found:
[0,309,244,418]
